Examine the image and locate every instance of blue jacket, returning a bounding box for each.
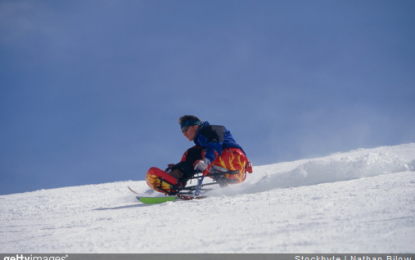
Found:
[194,121,245,162]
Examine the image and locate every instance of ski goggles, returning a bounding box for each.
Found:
[181,126,191,133]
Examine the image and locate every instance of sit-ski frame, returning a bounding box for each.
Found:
[155,170,239,196]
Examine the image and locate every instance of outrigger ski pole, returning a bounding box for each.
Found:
[194,174,204,196]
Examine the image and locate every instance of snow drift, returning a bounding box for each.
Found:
[1,143,414,253]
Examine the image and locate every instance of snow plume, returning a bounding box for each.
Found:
[274,151,411,186]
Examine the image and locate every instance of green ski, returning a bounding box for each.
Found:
[136,195,207,204]
[137,196,177,204]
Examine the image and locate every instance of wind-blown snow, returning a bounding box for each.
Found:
[1,144,414,253]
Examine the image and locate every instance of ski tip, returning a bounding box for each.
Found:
[128,186,139,194]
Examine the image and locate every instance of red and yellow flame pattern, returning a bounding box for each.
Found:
[146,167,178,194]
[211,148,249,184]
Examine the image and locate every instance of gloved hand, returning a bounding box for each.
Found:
[165,163,175,172]
[193,158,211,172]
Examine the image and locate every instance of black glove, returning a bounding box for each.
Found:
[165,163,175,172]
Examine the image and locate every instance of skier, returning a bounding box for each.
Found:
[146,115,252,194]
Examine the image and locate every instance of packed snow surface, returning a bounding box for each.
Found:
[1,144,415,253]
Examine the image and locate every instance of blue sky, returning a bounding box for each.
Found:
[1,0,414,195]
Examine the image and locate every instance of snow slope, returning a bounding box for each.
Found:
[1,144,414,253]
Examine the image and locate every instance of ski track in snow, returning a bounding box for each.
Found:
[1,143,414,253]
